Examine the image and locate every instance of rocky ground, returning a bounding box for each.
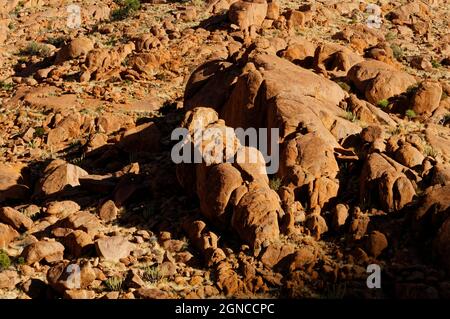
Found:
[0,0,449,299]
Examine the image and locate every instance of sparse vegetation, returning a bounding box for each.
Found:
[13,1,24,16]
[269,177,282,191]
[33,127,46,138]
[0,81,14,91]
[377,99,390,109]
[406,83,420,95]
[16,257,25,266]
[390,44,403,60]
[343,111,357,122]
[112,0,141,21]
[46,36,68,47]
[19,42,51,57]
[431,60,442,68]
[70,154,85,166]
[142,265,162,283]
[405,109,416,119]
[336,81,351,92]
[385,31,396,41]
[0,250,11,270]
[424,145,438,158]
[104,276,124,291]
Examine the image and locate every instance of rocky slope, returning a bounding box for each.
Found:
[0,0,450,299]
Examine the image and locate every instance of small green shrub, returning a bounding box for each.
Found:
[33,127,45,138]
[46,36,67,47]
[269,177,282,191]
[104,276,124,291]
[431,60,442,69]
[424,145,438,158]
[343,111,357,122]
[406,84,420,95]
[377,99,389,109]
[111,0,141,21]
[16,257,25,265]
[0,250,11,270]
[336,81,351,92]
[390,44,403,60]
[0,81,14,91]
[405,109,416,119]
[20,42,51,57]
[142,265,162,283]
[385,32,396,41]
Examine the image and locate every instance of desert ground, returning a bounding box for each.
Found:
[0,0,449,299]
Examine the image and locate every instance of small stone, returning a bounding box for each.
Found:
[190,275,203,286]
[0,206,33,231]
[63,230,93,257]
[46,201,80,217]
[21,240,65,265]
[0,270,19,289]
[134,288,169,299]
[95,236,132,262]
[98,200,118,222]
[0,223,19,248]
[332,204,349,230]
[260,243,295,268]
[160,261,177,277]
[366,231,388,258]
[289,247,316,271]
[64,289,96,299]
[305,213,328,240]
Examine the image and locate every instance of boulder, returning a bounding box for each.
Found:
[55,37,94,64]
[0,206,33,231]
[63,230,93,257]
[313,42,364,77]
[36,160,88,197]
[231,182,282,246]
[0,162,30,201]
[95,236,132,262]
[260,242,294,268]
[21,240,65,265]
[0,223,19,248]
[280,133,339,209]
[47,261,96,293]
[0,270,19,289]
[348,60,417,104]
[394,144,425,168]
[280,38,315,65]
[415,184,450,227]
[61,211,102,235]
[366,231,388,258]
[411,81,442,116]
[360,153,415,212]
[98,200,118,222]
[332,203,349,230]
[228,0,268,31]
[46,201,80,217]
